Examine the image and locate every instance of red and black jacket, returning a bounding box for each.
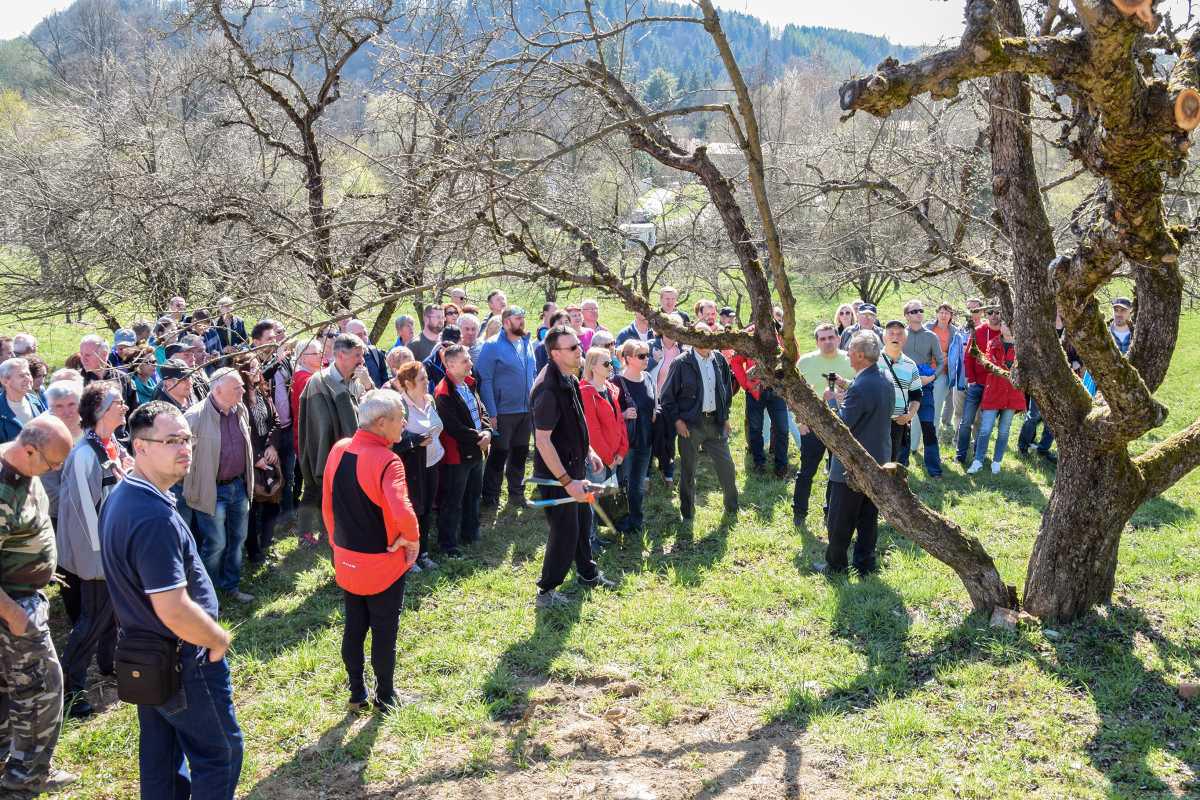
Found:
[434,375,491,466]
[321,429,419,595]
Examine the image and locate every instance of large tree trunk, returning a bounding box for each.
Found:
[1023,444,1142,620]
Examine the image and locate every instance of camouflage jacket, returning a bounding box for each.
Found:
[0,461,55,594]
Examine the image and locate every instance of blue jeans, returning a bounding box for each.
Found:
[955,383,985,462]
[745,389,789,469]
[137,651,243,800]
[974,409,1016,465]
[1018,397,1054,453]
[619,446,652,530]
[194,478,250,592]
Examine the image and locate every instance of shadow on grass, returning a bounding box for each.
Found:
[245,711,383,799]
[482,595,583,721]
[1129,495,1196,529]
[1039,603,1199,798]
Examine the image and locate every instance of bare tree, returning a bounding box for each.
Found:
[473,0,1016,613]
[839,0,1200,619]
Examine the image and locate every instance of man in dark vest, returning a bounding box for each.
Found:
[530,326,614,609]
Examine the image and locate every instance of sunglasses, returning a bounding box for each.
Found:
[906,308,924,314]
[554,343,582,352]
[633,353,649,360]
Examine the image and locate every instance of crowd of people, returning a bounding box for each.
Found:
[0,285,1126,797]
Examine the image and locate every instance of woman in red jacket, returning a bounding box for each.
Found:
[322,389,419,712]
[967,323,1025,475]
[580,347,628,550]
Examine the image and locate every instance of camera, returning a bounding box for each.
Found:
[824,372,839,390]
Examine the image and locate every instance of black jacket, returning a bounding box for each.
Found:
[434,376,490,465]
[658,349,734,427]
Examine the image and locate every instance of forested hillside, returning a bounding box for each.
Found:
[0,0,920,96]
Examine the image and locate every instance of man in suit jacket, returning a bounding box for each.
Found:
[825,330,894,575]
[658,324,738,520]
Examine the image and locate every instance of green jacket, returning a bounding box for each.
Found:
[298,368,360,489]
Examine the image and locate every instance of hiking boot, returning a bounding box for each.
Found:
[1,768,80,793]
[65,693,93,720]
[535,590,571,609]
[230,590,256,603]
[580,572,616,590]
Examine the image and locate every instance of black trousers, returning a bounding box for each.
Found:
[63,578,117,694]
[342,574,406,704]
[825,479,879,574]
[537,485,598,592]
[482,413,532,502]
[890,421,908,463]
[56,566,81,625]
[247,500,280,561]
[792,430,828,517]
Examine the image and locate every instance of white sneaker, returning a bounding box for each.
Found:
[966,460,983,474]
[991,461,1001,474]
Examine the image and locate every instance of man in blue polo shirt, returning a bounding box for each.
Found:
[100,401,242,800]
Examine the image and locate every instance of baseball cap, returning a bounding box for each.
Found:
[883,319,906,330]
[858,303,878,315]
[179,334,206,350]
[1111,297,1133,309]
[114,328,137,348]
[159,359,190,380]
[719,306,736,316]
[501,306,526,321]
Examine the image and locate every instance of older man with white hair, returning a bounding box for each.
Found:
[11,334,37,358]
[322,389,418,711]
[78,335,137,413]
[183,368,255,602]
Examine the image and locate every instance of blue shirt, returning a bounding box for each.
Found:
[456,382,482,429]
[100,474,219,644]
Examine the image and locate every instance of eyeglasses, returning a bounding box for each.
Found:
[906,309,924,314]
[839,310,853,316]
[34,447,65,471]
[633,353,649,360]
[138,434,195,447]
[987,310,1001,317]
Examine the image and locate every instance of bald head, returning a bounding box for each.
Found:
[11,415,73,477]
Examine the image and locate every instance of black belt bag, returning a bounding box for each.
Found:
[115,632,182,706]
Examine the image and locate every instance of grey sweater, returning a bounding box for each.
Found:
[902,327,944,373]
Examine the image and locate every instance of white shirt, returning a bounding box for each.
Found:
[696,351,717,413]
[402,394,445,467]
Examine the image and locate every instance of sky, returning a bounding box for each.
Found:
[0,1,1195,45]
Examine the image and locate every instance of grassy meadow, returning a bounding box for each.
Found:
[14,287,1200,799]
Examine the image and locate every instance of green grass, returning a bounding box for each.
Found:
[35,291,1200,798]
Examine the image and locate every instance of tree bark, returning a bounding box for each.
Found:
[1023,445,1142,620]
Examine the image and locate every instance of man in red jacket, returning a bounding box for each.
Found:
[322,390,419,713]
[954,304,1004,466]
